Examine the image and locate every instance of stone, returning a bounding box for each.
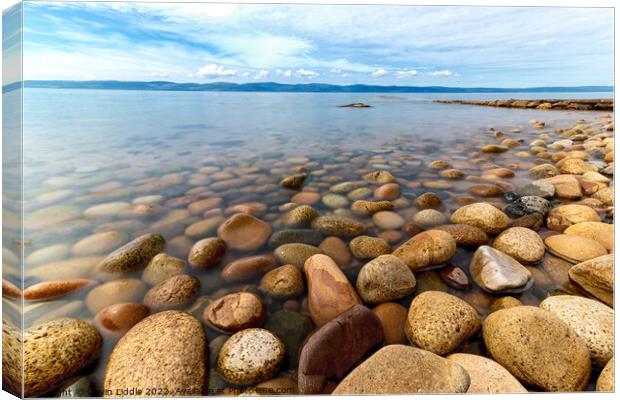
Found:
[23,279,96,301]
[597,358,614,392]
[291,191,321,205]
[374,183,401,200]
[204,292,266,333]
[330,181,359,194]
[185,217,224,238]
[281,205,318,227]
[530,164,558,179]
[351,200,393,216]
[259,264,305,299]
[304,254,361,326]
[322,193,349,209]
[569,254,613,306]
[221,255,276,282]
[520,181,555,198]
[509,212,544,231]
[446,353,527,393]
[356,255,416,304]
[142,253,185,285]
[492,227,544,264]
[363,170,397,184]
[434,224,488,247]
[84,202,131,218]
[439,265,470,289]
[489,296,522,313]
[280,174,306,189]
[415,271,448,294]
[143,274,200,311]
[21,318,102,397]
[440,169,465,179]
[263,310,315,369]
[540,295,613,366]
[505,196,550,218]
[188,237,226,269]
[540,174,582,200]
[217,328,284,385]
[405,291,480,355]
[71,231,128,256]
[332,345,470,394]
[592,186,613,205]
[468,184,504,197]
[85,279,146,314]
[544,234,607,263]
[564,222,613,251]
[217,213,272,251]
[311,215,366,237]
[412,209,448,227]
[104,311,207,396]
[450,203,510,234]
[372,302,408,345]
[559,158,598,174]
[482,306,591,391]
[546,204,601,232]
[481,144,509,153]
[349,236,391,259]
[267,229,323,248]
[97,233,165,274]
[347,187,373,201]
[93,303,150,341]
[392,230,456,271]
[371,210,405,229]
[415,192,442,209]
[470,246,532,293]
[274,244,322,268]
[298,305,383,394]
[2,279,21,299]
[318,236,351,267]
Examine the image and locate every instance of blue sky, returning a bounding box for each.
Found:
[22,2,614,87]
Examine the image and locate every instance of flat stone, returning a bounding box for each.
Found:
[217,213,272,251]
[564,222,613,251]
[23,279,96,301]
[392,230,456,272]
[356,254,416,304]
[544,234,607,263]
[71,231,128,256]
[311,215,366,237]
[291,191,321,205]
[274,244,322,268]
[85,279,146,314]
[221,255,276,282]
[371,210,405,229]
[470,246,532,293]
[447,353,527,393]
[93,303,150,341]
[204,292,266,333]
[352,200,394,216]
[520,181,555,198]
[539,175,582,200]
[546,204,601,232]
[569,254,613,306]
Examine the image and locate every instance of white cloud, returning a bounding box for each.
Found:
[196,64,238,78]
[295,69,319,79]
[429,70,457,77]
[276,69,293,78]
[254,70,270,79]
[371,68,387,77]
[150,71,169,78]
[330,68,342,73]
[396,69,418,78]
[341,73,351,78]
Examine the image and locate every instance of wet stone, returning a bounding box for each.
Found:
[259,264,305,299]
[188,237,226,269]
[97,233,165,274]
[204,292,266,333]
[439,265,470,290]
[267,229,323,248]
[349,236,391,259]
[263,310,315,369]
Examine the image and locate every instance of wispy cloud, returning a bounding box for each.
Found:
[196,64,238,78]
[396,69,418,78]
[254,69,270,79]
[429,70,457,77]
[371,68,387,78]
[295,69,319,79]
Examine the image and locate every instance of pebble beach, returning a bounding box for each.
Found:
[2,99,615,397]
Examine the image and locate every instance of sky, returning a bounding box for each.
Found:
[19,2,614,87]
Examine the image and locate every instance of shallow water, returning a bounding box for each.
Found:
[4,89,614,395]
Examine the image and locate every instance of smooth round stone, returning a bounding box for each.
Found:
[559,158,598,174]
[450,203,510,234]
[274,244,322,268]
[509,212,544,231]
[470,246,532,293]
[349,236,391,259]
[221,254,274,282]
[412,209,448,227]
[304,254,361,326]
[564,222,613,251]
[298,305,383,394]
[321,193,349,209]
[447,353,526,393]
[569,254,613,306]
[492,227,544,264]
[372,302,408,345]
[25,243,71,267]
[468,184,504,197]
[406,291,480,355]
[347,187,372,201]
[414,192,442,209]
[434,224,488,247]
[142,253,185,286]
[27,257,102,281]
[483,306,591,391]
[520,181,555,198]
[544,234,607,263]
[374,183,401,200]
[352,200,394,215]
[597,358,614,392]
[263,310,315,369]
[439,265,470,289]
[392,230,456,272]
[280,174,306,189]
[311,215,366,237]
[71,231,128,256]
[132,195,163,205]
[93,303,150,341]
[291,191,321,205]
[481,144,509,153]
[318,236,352,266]
[546,204,601,231]
[489,296,523,313]
[188,237,226,269]
[187,197,222,215]
[217,328,285,385]
[217,213,272,251]
[83,202,130,218]
[104,311,207,395]
[23,279,96,301]
[21,318,102,397]
[185,216,224,238]
[372,211,405,230]
[143,274,200,311]
[268,229,323,248]
[259,264,305,299]
[332,345,470,394]
[205,292,266,333]
[592,186,613,205]
[356,255,415,304]
[97,233,165,274]
[364,170,397,184]
[3,279,21,299]
[85,279,147,314]
[540,295,613,366]
[281,205,319,227]
[530,163,558,179]
[439,169,464,179]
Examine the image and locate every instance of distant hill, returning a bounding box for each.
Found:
[4,80,614,93]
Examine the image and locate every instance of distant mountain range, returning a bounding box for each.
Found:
[3,80,614,93]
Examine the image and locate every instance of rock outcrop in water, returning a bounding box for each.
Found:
[435,99,613,111]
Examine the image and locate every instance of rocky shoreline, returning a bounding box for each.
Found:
[435,99,614,111]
